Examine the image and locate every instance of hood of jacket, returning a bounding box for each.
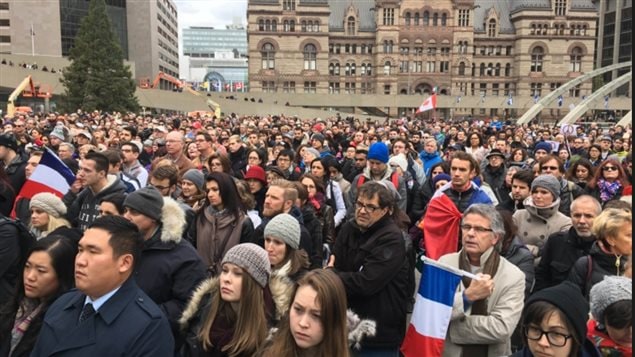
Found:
[179,274,294,331]
[522,196,561,222]
[362,165,394,182]
[91,174,127,198]
[158,197,186,244]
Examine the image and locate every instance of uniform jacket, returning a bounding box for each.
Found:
[513,197,572,262]
[30,278,174,357]
[178,275,294,357]
[332,216,409,349]
[62,175,127,231]
[534,227,595,292]
[439,248,525,357]
[135,197,207,333]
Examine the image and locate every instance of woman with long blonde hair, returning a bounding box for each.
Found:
[29,193,71,239]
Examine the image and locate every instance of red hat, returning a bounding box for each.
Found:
[312,123,324,132]
[244,166,267,185]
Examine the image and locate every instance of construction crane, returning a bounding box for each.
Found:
[139,71,201,96]
[7,75,51,117]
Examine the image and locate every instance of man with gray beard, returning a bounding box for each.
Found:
[533,195,602,292]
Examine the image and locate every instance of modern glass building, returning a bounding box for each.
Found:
[182,26,247,58]
[596,0,631,96]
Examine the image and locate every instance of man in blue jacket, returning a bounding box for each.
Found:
[31,216,174,356]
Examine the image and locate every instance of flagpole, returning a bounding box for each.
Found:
[30,23,35,56]
[420,255,481,280]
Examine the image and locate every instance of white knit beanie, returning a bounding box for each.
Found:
[30,192,67,218]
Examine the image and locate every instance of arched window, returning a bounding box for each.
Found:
[290,20,295,31]
[329,63,335,75]
[258,19,265,31]
[313,21,319,32]
[433,13,438,26]
[495,63,501,76]
[414,12,420,25]
[303,44,317,70]
[345,63,351,76]
[423,11,429,26]
[301,20,307,32]
[361,64,367,76]
[405,12,411,26]
[384,61,392,75]
[479,63,485,76]
[367,63,372,76]
[261,43,275,69]
[488,19,496,37]
[458,62,466,75]
[570,47,582,72]
[505,63,511,76]
[351,63,356,75]
[335,63,340,75]
[272,20,277,31]
[441,13,447,26]
[307,21,313,32]
[471,63,476,76]
[283,20,289,31]
[265,20,271,31]
[347,16,356,35]
[531,47,544,72]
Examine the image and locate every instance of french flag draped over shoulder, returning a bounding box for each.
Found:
[420,189,462,260]
[401,260,462,357]
[11,149,75,218]
[416,94,437,113]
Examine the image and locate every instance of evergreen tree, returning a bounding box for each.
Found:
[59,0,139,113]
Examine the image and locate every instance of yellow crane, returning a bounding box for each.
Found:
[7,76,35,117]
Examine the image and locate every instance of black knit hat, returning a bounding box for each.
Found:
[123,186,164,221]
[0,133,18,152]
[524,281,589,344]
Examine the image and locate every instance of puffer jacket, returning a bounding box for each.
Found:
[178,275,294,357]
[568,242,628,299]
[513,197,572,263]
[135,197,207,334]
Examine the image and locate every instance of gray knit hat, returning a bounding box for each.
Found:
[182,169,205,192]
[123,186,164,221]
[30,192,67,218]
[304,147,321,160]
[222,243,271,288]
[531,174,561,200]
[264,213,301,250]
[590,276,632,327]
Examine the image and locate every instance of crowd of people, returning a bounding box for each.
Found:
[0,109,632,357]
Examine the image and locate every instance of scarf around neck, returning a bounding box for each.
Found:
[597,179,621,202]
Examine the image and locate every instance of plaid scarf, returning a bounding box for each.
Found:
[10,302,42,355]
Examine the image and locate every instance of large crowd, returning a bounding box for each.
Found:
[0,110,631,357]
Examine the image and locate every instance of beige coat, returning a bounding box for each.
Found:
[513,197,572,261]
[439,248,525,357]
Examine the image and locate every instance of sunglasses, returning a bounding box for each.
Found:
[602,166,618,172]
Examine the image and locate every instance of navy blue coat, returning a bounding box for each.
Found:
[30,278,174,356]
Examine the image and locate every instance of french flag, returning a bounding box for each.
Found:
[11,149,75,218]
[401,260,462,357]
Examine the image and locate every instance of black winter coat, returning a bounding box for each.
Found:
[534,228,595,292]
[501,237,535,298]
[0,220,19,306]
[332,216,409,349]
[567,242,628,299]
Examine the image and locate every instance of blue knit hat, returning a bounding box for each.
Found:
[534,141,553,154]
[367,142,389,163]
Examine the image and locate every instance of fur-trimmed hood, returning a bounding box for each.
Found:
[179,274,294,331]
[159,197,186,243]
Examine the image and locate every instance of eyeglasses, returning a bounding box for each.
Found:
[460,224,493,234]
[355,201,381,213]
[524,326,572,347]
[602,166,618,172]
[149,184,170,192]
[211,162,222,167]
[541,166,559,172]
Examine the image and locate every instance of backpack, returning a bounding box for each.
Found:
[0,216,36,269]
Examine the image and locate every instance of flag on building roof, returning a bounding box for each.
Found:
[507,94,513,106]
[416,94,437,113]
[401,259,463,357]
[557,95,563,107]
[11,149,75,218]
[604,95,609,109]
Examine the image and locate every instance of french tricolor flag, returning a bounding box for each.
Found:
[401,259,462,357]
[11,149,75,218]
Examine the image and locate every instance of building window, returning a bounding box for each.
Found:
[426,61,436,73]
[400,61,409,73]
[530,47,544,72]
[506,46,512,55]
[261,43,275,69]
[335,63,340,75]
[347,16,356,35]
[440,61,449,73]
[414,12,420,25]
[262,81,276,93]
[384,61,392,75]
[414,61,422,73]
[345,82,356,94]
[569,84,581,97]
[441,13,447,26]
[383,8,395,25]
[480,63,486,76]
[290,20,295,31]
[301,21,307,32]
[505,63,511,76]
[329,82,340,93]
[488,19,497,37]
[495,63,501,76]
[384,84,391,94]
[329,63,335,75]
[283,81,296,93]
[383,40,394,53]
[283,0,296,10]
[405,12,411,26]
[259,19,265,31]
[458,9,469,27]
[530,83,542,97]
[458,62,466,75]
[303,44,317,70]
[433,13,438,26]
[303,81,317,93]
[555,0,567,16]
[423,11,429,26]
[570,47,582,72]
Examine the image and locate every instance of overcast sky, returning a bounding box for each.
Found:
[175,0,248,29]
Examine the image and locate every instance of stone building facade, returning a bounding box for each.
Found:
[247,0,598,117]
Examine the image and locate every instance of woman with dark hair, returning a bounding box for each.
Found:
[587,276,632,356]
[207,152,232,175]
[509,148,531,169]
[0,165,15,217]
[510,281,601,357]
[566,159,595,191]
[586,145,602,167]
[465,131,488,163]
[585,159,630,205]
[310,157,346,228]
[299,174,335,249]
[0,235,77,357]
[246,148,267,172]
[193,172,254,276]
[409,161,450,223]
